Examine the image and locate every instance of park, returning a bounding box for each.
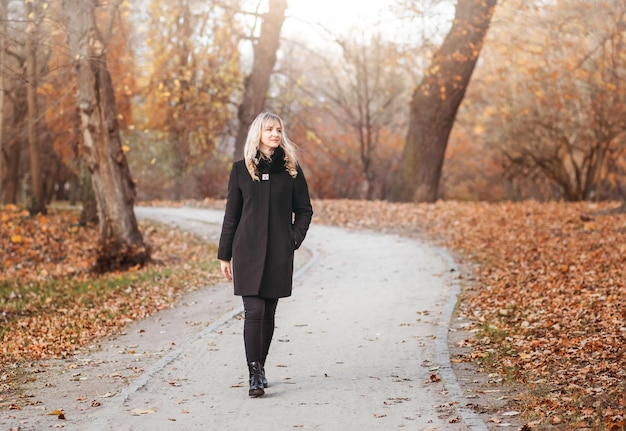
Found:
[1,0,625,429]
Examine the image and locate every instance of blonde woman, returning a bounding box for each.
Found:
[218,111,313,397]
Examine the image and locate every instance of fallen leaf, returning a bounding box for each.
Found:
[130,408,156,416]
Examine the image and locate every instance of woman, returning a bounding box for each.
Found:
[217,111,313,398]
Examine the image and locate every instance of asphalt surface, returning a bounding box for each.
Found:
[2,207,489,431]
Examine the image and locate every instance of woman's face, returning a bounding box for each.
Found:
[259,120,282,156]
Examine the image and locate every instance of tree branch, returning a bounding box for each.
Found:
[100,0,123,44]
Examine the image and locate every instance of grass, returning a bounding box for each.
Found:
[0,215,221,396]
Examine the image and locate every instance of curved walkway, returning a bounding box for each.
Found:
[105,207,487,430]
[3,207,489,431]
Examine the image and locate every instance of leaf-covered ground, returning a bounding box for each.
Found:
[0,205,221,391]
[310,200,625,430]
[1,200,624,429]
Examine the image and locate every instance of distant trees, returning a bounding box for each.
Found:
[141,0,241,199]
[499,0,626,201]
[2,0,625,209]
[1,0,86,209]
[1,0,46,207]
[447,0,626,202]
[270,29,410,200]
[323,33,407,199]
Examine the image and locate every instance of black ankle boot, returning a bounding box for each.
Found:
[248,362,265,397]
[259,361,268,388]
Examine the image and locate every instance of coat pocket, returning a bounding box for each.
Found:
[290,227,299,250]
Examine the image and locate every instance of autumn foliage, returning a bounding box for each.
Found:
[0,205,220,372]
[2,200,625,429]
[312,199,625,429]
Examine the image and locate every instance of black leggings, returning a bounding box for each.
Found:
[242,296,279,364]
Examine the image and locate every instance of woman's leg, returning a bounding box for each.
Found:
[242,296,266,397]
[242,296,265,363]
[242,296,279,364]
[242,296,279,391]
[261,298,279,364]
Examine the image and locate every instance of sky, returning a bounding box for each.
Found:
[282,0,406,45]
[282,0,454,48]
[285,0,396,31]
[235,0,455,71]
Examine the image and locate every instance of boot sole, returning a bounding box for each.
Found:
[248,388,265,398]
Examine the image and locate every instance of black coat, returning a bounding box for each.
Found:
[217,152,313,298]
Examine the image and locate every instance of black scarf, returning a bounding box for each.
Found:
[257,146,286,174]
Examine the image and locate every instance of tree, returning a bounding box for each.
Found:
[41,1,136,220]
[392,0,498,202]
[457,0,626,202]
[140,0,240,200]
[63,0,149,271]
[1,0,28,205]
[497,1,626,201]
[1,0,78,208]
[233,0,287,159]
[267,29,408,200]
[328,33,406,199]
[24,0,46,214]
[0,0,6,201]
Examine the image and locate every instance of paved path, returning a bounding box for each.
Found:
[3,207,488,430]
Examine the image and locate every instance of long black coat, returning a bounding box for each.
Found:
[217,155,313,298]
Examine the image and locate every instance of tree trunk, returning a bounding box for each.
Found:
[392,0,498,202]
[2,138,21,203]
[25,0,46,214]
[64,0,149,272]
[78,163,98,225]
[3,84,27,204]
[67,94,94,214]
[0,0,6,202]
[233,0,287,159]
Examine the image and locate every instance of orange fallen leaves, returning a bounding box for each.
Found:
[311,199,625,429]
[1,206,220,393]
[2,200,624,428]
[1,206,97,280]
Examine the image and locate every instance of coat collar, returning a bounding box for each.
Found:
[257,146,286,174]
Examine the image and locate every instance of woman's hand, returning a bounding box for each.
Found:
[219,259,233,281]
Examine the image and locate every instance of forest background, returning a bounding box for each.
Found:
[0,0,625,429]
[2,0,625,205]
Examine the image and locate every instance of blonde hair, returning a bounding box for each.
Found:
[244,111,299,181]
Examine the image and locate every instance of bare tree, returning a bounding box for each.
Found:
[473,0,626,202]
[24,0,45,214]
[392,0,498,202]
[1,2,27,205]
[324,33,406,199]
[233,0,287,159]
[0,0,6,201]
[63,0,149,272]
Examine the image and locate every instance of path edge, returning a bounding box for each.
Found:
[435,251,490,431]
